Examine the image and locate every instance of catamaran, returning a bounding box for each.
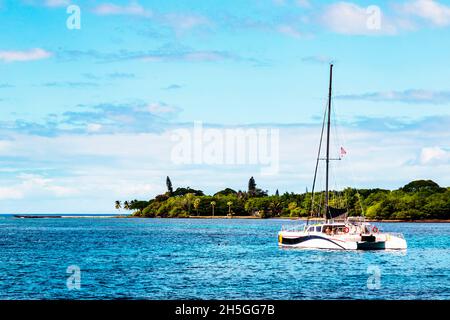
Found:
[278,64,407,250]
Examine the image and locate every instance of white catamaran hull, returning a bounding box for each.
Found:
[278,231,407,251]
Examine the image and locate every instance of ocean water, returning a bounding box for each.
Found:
[0,217,449,300]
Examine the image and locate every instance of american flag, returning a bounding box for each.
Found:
[340,147,347,157]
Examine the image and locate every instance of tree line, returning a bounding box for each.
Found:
[114,178,450,220]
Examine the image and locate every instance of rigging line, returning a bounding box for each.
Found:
[331,96,352,220]
[311,163,323,218]
[317,187,325,218]
[330,94,343,203]
[331,161,340,205]
[313,162,324,215]
[333,99,365,217]
[331,98,350,211]
[332,99,342,156]
[329,100,340,189]
[331,100,345,193]
[310,100,328,218]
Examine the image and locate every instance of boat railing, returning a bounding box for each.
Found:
[346,216,367,224]
[384,232,405,239]
[281,225,305,232]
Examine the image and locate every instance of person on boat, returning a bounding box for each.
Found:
[325,227,332,235]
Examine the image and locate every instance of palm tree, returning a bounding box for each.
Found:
[115,200,122,212]
[227,201,233,217]
[270,200,283,217]
[185,193,194,215]
[193,198,201,216]
[123,201,130,210]
[210,201,216,216]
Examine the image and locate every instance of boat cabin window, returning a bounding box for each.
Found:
[315,226,322,232]
[307,226,315,232]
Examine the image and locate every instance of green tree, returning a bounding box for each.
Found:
[115,200,122,211]
[287,201,301,217]
[129,200,149,215]
[120,178,450,220]
[227,201,233,216]
[247,176,268,198]
[210,201,216,216]
[401,180,441,193]
[248,177,256,196]
[193,198,201,216]
[173,187,204,197]
[185,193,194,215]
[166,176,174,195]
[269,198,283,216]
[155,194,169,202]
[214,188,237,196]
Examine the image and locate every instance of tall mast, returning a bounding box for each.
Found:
[325,64,333,220]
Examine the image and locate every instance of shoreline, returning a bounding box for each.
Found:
[126,215,450,223]
[8,214,450,223]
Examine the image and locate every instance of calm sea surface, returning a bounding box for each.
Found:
[0,217,449,300]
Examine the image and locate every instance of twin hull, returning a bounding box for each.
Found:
[278,231,407,250]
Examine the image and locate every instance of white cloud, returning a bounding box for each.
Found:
[337,89,450,104]
[19,174,79,197]
[0,140,11,152]
[92,1,151,17]
[397,0,450,27]
[302,55,333,64]
[183,51,228,62]
[273,0,310,7]
[107,181,160,198]
[419,147,450,165]
[277,25,303,38]
[21,0,70,7]
[1,117,449,212]
[0,187,23,200]
[0,48,52,63]
[162,13,211,34]
[0,174,79,200]
[319,1,450,36]
[0,132,175,208]
[92,2,210,35]
[44,0,70,7]
[86,123,103,133]
[147,102,178,115]
[320,2,397,35]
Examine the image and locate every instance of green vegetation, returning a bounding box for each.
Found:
[116,178,450,220]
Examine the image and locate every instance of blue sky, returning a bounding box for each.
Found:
[0,0,449,213]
